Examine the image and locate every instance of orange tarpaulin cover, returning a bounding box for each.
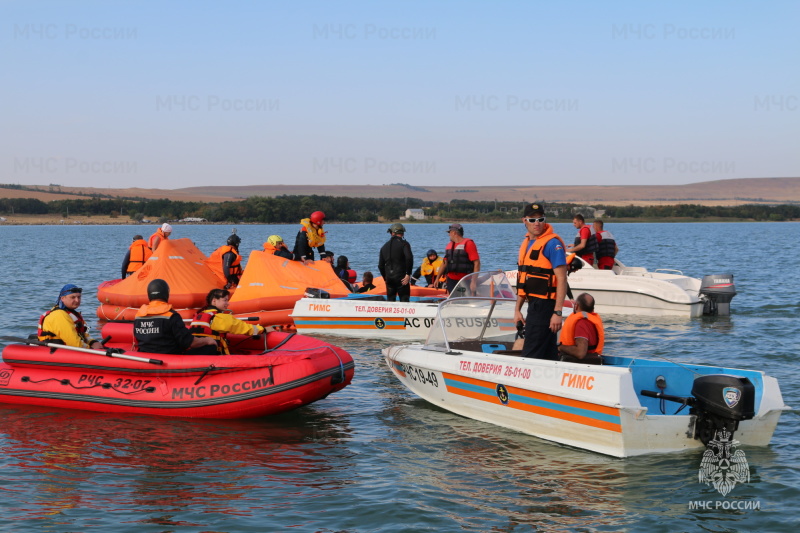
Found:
[97,238,226,309]
[228,251,350,313]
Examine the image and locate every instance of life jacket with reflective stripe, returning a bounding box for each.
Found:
[595,231,617,258]
[574,226,597,255]
[189,306,228,354]
[445,239,476,274]
[420,257,443,277]
[126,239,153,275]
[560,311,604,354]
[37,307,88,343]
[300,218,326,248]
[517,225,564,300]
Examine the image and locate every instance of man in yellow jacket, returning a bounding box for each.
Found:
[38,284,103,349]
[188,288,275,355]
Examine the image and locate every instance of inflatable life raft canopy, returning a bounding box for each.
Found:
[98,238,227,309]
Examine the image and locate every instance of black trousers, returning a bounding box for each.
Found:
[386,280,411,302]
[522,297,559,360]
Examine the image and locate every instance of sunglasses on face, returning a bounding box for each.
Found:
[525,217,546,223]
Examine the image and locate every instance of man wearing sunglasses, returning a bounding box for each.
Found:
[514,204,567,360]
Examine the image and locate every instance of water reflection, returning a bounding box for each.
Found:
[0,404,355,527]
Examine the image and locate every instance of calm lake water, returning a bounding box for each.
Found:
[0,222,798,532]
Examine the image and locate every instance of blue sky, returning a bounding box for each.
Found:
[2,0,798,189]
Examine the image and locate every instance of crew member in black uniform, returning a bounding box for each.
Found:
[133,279,216,354]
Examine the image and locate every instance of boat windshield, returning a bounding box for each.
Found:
[425,272,518,352]
[449,270,516,299]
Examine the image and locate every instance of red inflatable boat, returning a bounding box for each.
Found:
[0,323,354,419]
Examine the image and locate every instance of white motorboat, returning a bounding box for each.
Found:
[383,272,786,457]
[291,271,564,340]
[508,257,736,318]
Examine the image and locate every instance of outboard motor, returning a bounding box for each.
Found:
[691,375,755,446]
[699,274,736,316]
[304,288,330,299]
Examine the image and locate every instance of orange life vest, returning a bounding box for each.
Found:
[148,229,168,250]
[207,245,243,277]
[560,311,605,354]
[126,239,153,275]
[517,224,565,300]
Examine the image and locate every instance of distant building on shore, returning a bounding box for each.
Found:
[402,208,425,220]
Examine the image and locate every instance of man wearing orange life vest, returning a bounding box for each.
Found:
[188,289,274,355]
[121,234,152,278]
[513,203,568,360]
[263,235,293,259]
[558,293,604,365]
[206,234,243,289]
[148,223,172,251]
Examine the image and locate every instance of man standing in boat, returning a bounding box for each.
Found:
[121,234,152,278]
[436,223,480,294]
[134,279,216,354]
[566,214,596,266]
[207,234,243,289]
[558,293,604,365]
[292,211,327,263]
[379,223,414,302]
[593,219,618,270]
[148,223,172,251]
[514,203,567,360]
[38,284,103,350]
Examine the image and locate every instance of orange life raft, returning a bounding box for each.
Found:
[0,323,354,419]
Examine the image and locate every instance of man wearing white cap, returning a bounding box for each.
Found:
[148,223,172,251]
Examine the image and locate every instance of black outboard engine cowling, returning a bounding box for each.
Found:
[699,274,736,316]
[691,374,755,446]
[304,288,330,299]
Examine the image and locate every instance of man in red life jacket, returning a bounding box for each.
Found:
[514,204,567,360]
[558,293,605,365]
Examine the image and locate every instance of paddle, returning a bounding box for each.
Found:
[1,336,164,365]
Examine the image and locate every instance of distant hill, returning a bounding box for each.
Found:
[2,178,799,206]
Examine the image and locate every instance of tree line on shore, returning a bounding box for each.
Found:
[1,195,798,222]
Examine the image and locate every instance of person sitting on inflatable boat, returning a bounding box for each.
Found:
[188,288,275,355]
[134,279,216,354]
[263,235,293,259]
[38,284,103,350]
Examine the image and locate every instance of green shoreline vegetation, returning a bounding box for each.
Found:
[1,194,798,224]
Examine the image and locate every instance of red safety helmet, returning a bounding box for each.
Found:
[310,211,326,225]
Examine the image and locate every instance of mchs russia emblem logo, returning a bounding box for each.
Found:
[698,428,750,496]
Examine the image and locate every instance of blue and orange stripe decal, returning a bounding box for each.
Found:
[390,360,407,378]
[294,316,406,331]
[442,372,621,433]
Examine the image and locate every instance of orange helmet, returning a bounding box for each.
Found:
[310,211,326,225]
